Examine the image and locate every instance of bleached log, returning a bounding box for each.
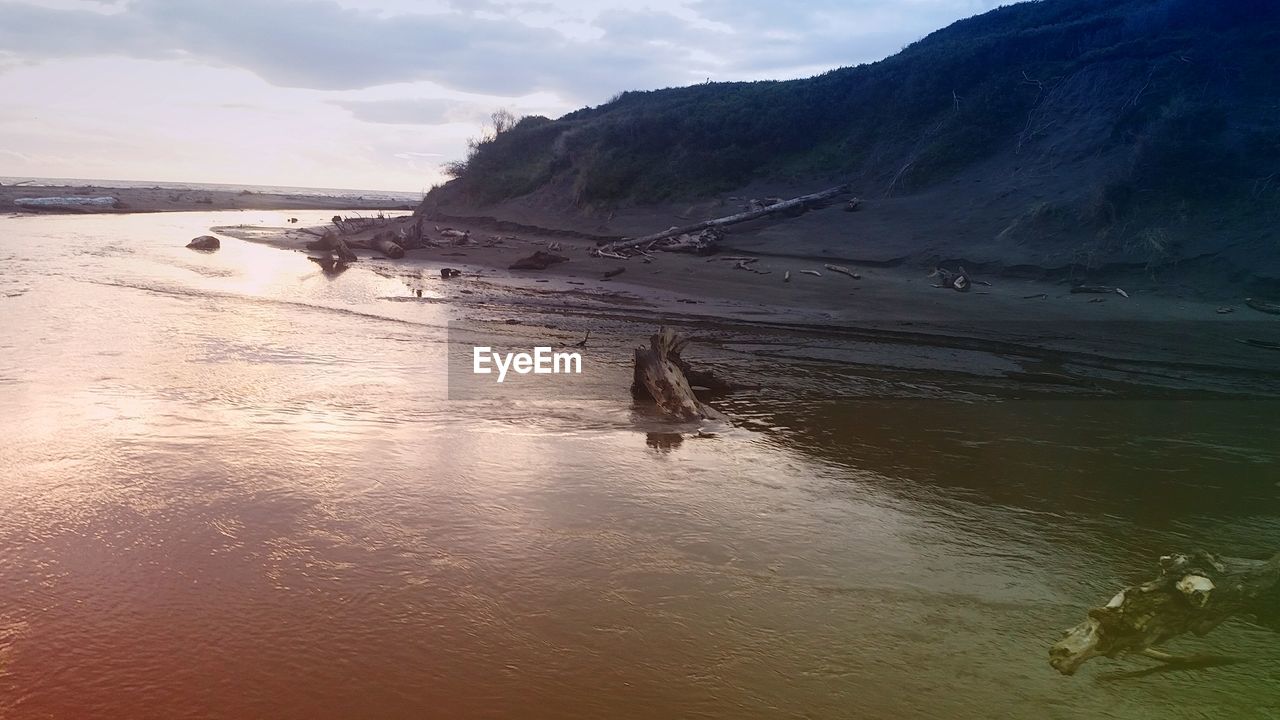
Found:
[825,264,861,279]
[600,184,850,254]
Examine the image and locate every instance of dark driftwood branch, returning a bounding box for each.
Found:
[1050,551,1280,676]
[600,184,850,255]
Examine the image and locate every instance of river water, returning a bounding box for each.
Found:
[1,210,1277,719]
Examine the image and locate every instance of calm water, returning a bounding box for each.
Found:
[1,211,1277,719]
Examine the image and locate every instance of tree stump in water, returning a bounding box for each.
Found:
[1050,550,1280,675]
[632,329,707,421]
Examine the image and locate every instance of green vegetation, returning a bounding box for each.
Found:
[432,0,1280,209]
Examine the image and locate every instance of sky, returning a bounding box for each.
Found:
[0,0,1005,191]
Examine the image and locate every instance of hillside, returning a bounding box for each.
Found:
[422,0,1280,295]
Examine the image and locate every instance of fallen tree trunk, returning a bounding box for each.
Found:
[599,184,849,255]
[1050,550,1280,676]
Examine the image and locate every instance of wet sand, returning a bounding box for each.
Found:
[216,214,1280,397]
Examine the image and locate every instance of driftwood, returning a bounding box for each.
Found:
[1072,285,1129,298]
[307,256,348,274]
[331,214,397,235]
[1050,551,1280,676]
[929,266,970,292]
[631,329,748,421]
[366,230,405,259]
[825,264,861,279]
[598,185,850,256]
[400,217,429,250]
[510,251,568,270]
[632,329,705,421]
[306,230,358,263]
[632,329,754,421]
[662,227,723,255]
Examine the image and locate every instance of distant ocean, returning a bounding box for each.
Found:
[0,176,423,204]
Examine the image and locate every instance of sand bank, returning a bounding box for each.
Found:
[2,182,417,215]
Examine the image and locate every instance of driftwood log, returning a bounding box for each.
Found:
[366,229,405,259]
[1050,551,1280,675]
[631,329,745,421]
[1072,285,1130,298]
[929,266,970,292]
[306,230,358,263]
[825,264,860,280]
[307,256,348,274]
[510,250,568,270]
[598,185,850,256]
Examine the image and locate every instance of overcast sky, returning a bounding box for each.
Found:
[0,0,1004,191]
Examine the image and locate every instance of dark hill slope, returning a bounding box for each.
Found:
[423,0,1280,294]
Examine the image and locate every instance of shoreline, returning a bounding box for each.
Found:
[1,182,418,215]
[214,213,1280,398]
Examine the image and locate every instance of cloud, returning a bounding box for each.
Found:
[332,98,489,125]
[0,0,697,100]
[0,0,1009,104]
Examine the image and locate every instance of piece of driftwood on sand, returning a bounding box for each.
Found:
[510,250,568,270]
[825,264,860,279]
[929,266,970,292]
[597,184,850,256]
[364,229,405,259]
[1072,285,1130,298]
[1050,550,1280,676]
